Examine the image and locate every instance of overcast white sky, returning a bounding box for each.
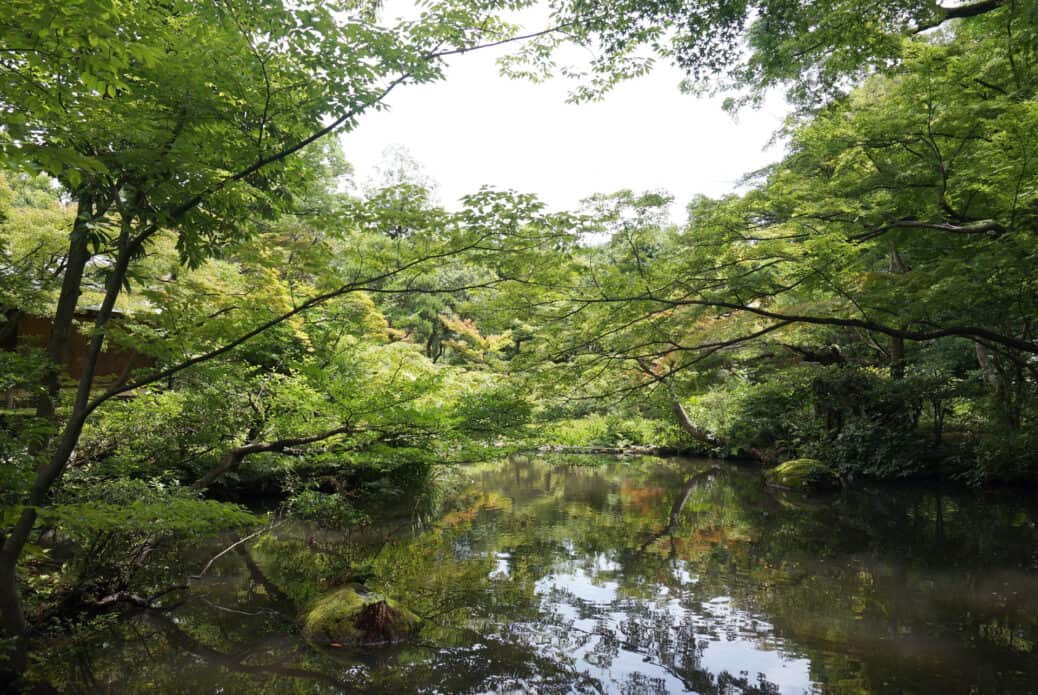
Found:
[339,22,790,215]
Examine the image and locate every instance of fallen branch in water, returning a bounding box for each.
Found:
[192,519,285,580]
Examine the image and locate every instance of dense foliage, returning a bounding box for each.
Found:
[518,5,1038,484]
[1,0,1037,690]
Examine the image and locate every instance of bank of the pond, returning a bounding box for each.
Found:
[535,438,1038,492]
[534,444,704,457]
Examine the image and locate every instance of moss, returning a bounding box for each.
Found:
[302,587,419,646]
[765,458,840,491]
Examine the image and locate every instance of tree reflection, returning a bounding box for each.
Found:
[36,455,1038,693]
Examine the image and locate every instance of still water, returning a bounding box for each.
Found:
[53,456,1038,693]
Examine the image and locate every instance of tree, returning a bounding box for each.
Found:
[0,150,577,681]
[0,0,567,680]
[511,0,1036,108]
[518,13,1038,474]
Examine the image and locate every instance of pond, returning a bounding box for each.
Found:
[48,456,1038,693]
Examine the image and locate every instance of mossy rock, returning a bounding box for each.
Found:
[765,458,840,491]
[302,587,420,646]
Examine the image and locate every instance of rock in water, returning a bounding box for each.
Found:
[765,458,840,491]
[302,587,419,646]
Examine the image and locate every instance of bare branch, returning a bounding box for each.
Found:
[852,218,1007,242]
[191,520,285,579]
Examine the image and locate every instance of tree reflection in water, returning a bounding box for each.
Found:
[40,455,1038,694]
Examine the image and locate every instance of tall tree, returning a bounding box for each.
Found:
[0,0,558,680]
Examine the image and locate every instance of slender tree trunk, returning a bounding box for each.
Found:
[425,322,438,360]
[35,228,136,496]
[36,197,97,420]
[640,360,733,454]
[0,508,34,687]
[191,451,246,491]
[0,223,135,686]
[670,397,717,446]
[888,245,909,380]
[890,336,906,380]
[976,342,999,390]
[1,196,108,686]
[975,341,1020,428]
[932,399,945,447]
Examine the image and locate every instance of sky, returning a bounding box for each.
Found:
[339,18,791,216]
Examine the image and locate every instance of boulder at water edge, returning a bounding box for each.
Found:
[765,458,840,491]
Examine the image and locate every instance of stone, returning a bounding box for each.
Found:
[765,458,840,491]
[302,586,419,646]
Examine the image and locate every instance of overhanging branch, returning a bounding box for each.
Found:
[912,0,1005,32]
[664,299,1038,354]
[852,218,1006,242]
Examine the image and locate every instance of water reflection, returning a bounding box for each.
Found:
[44,456,1038,693]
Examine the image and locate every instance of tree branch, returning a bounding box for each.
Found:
[661,299,1038,354]
[942,0,1005,20]
[191,520,285,578]
[191,423,356,490]
[84,244,504,418]
[852,218,1007,242]
[913,0,1005,32]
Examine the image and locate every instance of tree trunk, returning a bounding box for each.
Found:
[36,198,96,420]
[0,223,134,684]
[931,399,945,447]
[976,342,999,390]
[890,336,906,380]
[191,450,246,491]
[888,245,909,380]
[0,508,36,688]
[33,228,136,497]
[976,342,1020,428]
[670,398,719,447]
[0,196,109,686]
